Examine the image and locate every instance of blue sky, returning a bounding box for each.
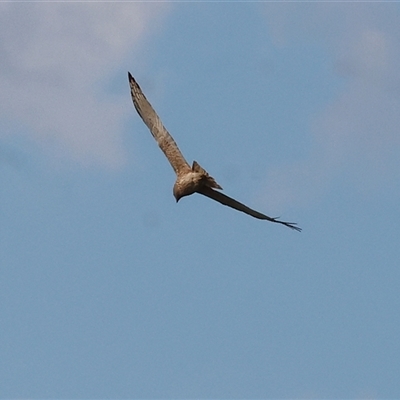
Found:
[1,2,400,398]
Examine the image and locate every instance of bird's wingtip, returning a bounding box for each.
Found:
[288,223,302,232]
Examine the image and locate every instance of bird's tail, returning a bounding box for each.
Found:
[192,161,223,190]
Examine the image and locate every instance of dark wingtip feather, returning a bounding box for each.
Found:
[274,217,302,232]
[128,72,138,86]
[284,222,302,232]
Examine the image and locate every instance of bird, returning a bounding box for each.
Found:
[128,72,301,232]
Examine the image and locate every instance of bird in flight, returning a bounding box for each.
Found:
[128,72,301,232]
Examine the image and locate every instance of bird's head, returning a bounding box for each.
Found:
[173,183,184,202]
[173,182,192,203]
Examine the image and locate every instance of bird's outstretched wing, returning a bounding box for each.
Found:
[128,72,190,175]
[197,186,302,231]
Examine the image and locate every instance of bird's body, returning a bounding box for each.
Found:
[128,72,301,232]
[172,160,223,201]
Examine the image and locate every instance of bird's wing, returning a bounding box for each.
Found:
[128,72,191,175]
[197,186,301,232]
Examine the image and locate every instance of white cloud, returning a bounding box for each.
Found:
[0,3,170,167]
[262,3,400,206]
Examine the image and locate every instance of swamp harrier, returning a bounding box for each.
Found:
[128,72,301,232]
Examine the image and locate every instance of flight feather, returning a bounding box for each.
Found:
[128,72,190,175]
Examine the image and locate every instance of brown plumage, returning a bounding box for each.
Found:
[128,72,301,232]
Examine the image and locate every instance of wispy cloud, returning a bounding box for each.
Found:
[262,3,400,206]
[0,3,169,168]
